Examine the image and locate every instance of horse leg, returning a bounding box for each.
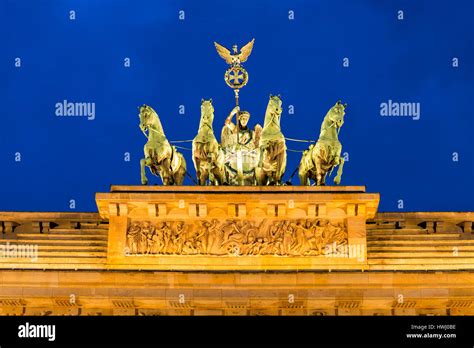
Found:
[174,157,186,185]
[256,148,266,186]
[298,166,310,186]
[219,166,226,185]
[269,144,279,185]
[196,168,205,185]
[208,160,216,185]
[216,149,226,185]
[213,156,226,186]
[140,158,150,185]
[255,167,266,186]
[194,156,202,185]
[277,146,287,185]
[315,164,325,186]
[321,172,327,185]
[211,165,222,185]
[174,169,185,185]
[197,171,205,185]
[312,145,327,186]
[197,163,208,185]
[298,150,312,185]
[333,157,344,185]
[160,158,172,185]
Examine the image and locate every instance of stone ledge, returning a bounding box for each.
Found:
[109,185,367,193]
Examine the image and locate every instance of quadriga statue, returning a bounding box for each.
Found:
[139,105,187,185]
[299,100,347,186]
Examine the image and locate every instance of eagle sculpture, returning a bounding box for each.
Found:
[214,39,255,67]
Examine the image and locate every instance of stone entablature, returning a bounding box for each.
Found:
[95,186,379,270]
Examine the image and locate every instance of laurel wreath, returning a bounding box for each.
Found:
[224,66,249,89]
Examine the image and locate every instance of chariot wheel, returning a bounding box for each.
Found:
[226,242,241,256]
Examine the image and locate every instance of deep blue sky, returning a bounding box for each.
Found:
[0,0,472,212]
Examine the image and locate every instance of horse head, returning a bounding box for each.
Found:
[139,104,165,135]
[326,100,347,131]
[199,98,215,129]
[263,94,283,130]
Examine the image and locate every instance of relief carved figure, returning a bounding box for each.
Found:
[126,218,347,257]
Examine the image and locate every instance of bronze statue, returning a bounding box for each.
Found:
[214,39,254,106]
[299,100,347,185]
[221,106,262,185]
[214,39,261,185]
[137,40,349,187]
[221,106,261,150]
[192,99,225,185]
[255,95,287,185]
[139,105,187,185]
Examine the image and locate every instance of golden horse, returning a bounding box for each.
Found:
[299,100,347,186]
[139,105,186,185]
[192,99,225,185]
[255,95,287,185]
